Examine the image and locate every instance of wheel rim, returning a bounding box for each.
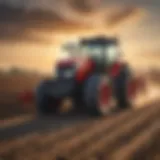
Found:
[98,79,114,114]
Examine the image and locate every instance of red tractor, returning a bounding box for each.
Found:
[21,36,146,116]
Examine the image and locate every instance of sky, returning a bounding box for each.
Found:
[0,0,159,74]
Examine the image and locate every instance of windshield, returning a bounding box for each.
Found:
[80,44,120,60]
[81,45,103,58]
[59,43,121,65]
[105,45,121,64]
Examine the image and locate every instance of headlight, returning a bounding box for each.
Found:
[56,67,76,78]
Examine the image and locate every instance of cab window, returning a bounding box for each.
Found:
[104,45,121,64]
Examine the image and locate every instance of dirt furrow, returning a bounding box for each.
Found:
[54,110,136,158]
[28,106,157,160]
[0,119,95,155]
[25,110,132,160]
[110,119,160,160]
[0,115,33,129]
[68,105,160,160]
[0,133,42,154]
[0,102,159,160]
[93,112,160,159]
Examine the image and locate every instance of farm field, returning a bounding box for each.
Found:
[0,102,159,160]
[0,71,160,160]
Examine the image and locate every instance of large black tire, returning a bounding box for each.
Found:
[83,75,115,116]
[36,80,59,116]
[114,64,135,109]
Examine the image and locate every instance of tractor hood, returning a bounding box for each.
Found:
[56,57,95,81]
[56,58,77,79]
[57,58,76,68]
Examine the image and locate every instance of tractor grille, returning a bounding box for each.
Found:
[46,78,75,98]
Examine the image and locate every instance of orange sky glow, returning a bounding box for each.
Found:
[0,0,159,74]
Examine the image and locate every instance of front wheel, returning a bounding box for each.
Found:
[83,75,115,116]
[36,80,60,116]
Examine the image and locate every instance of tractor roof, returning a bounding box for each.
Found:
[80,36,118,46]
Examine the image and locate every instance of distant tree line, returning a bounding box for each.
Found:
[0,67,41,76]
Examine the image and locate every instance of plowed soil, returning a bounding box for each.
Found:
[0,101,159,160]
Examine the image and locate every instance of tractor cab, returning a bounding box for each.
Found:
[79,36,122,72]
[56,36,122,79]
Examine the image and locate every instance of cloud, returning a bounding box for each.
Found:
[0,1,145,45]
[0,3,92,43]
[0,23,55,45]
[106,6,144,28]
[68,0,102,12]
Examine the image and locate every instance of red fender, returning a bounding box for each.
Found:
[76,59,95,82]
[109,61,124,77]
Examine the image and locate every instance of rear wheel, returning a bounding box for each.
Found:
[114,65,137,109]
[84,75,115,116]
